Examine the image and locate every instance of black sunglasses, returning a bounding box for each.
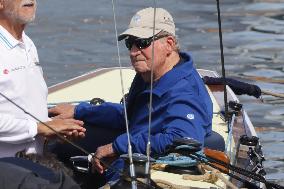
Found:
[125,35,166,50]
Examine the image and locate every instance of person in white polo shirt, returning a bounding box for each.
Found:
[0,0,86,157]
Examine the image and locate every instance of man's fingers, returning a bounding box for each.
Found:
[70,125,86,132]
[51,120,86,135]
[72,130,79,138]
[94,159,104,174]
[78,132,85,138]
[73,120,84,126]
[48,107,57,114]
[53,114,65,119]
[53,114,71,119]
[64,119,84,126]
[91,153,104,174]
[60,131,73,136]
[48,104,75,119]
[60,119,85,130]
[65,126,86,133]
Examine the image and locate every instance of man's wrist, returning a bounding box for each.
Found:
[73,105,78,119]
[37,122,44,135]
[107,143,116,156]
[37,122,49,137]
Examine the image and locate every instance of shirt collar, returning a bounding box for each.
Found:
[146,52,194,97]
[22,31,33,51]
[0,25,21,49]
[0,25,30,50]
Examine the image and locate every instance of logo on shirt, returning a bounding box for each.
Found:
[1,66,26,75]
[3,69,9,74]
[11,66,25,72]
[187,113,195,120]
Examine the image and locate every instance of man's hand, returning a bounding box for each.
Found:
[48,104,75,119]
[92,143,117,174]
[37,119,85,139]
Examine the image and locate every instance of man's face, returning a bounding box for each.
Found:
[128,36,168,82]
[1,0,37,24]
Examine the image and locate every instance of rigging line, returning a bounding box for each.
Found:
[193,152,264,182]
[216,0,229,126]
[0,92,90,156]
[191,152,284,189]
[0,91,159,189]
[111,0,137,188]
[188,154,263,189]
[145,1,158,183]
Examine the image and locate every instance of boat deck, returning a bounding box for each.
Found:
[48,67,258,188]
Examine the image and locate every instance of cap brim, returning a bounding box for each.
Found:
[118,27,161,41]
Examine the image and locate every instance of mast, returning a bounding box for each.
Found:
[216,0,229,124]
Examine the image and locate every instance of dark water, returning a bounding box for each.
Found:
[27,0,284,185]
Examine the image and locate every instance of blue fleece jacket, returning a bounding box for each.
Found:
[74,52,213,181]
[75,52,212,156]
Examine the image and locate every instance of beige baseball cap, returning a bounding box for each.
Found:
[118,7,175,41]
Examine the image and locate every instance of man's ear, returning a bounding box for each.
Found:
[165,36,176,54]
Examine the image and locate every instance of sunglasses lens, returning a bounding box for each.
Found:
[125,36,157,50]
[137,39,151,49]
[125,38,133,50]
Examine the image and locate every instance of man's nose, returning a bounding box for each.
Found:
[129,44,140,56]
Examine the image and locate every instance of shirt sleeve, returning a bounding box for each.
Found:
[113,97,211,155]
[74,102,126,130]
[0,114,38,144]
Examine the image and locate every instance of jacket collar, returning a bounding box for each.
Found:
[145,52,194,97]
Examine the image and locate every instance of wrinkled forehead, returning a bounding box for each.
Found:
[2,0,36,5]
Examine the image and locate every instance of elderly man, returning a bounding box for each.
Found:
[0,0,85,157]
[49,7,213,181]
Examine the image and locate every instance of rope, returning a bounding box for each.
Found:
[262,90,284,98]
[110,1,137,188]
[190,153,284,189]
[151,163,235,189]
[145,1,158,184]
[0,92,159,189]
[234,75,284,85]
[100,184,111,189]
[153,179,194,189]
[0,92,91,156]
[216,0,229,124]
[225,113,235,157]
[202,164,238,189]
[181,163,238,189]
[152,164,238,189]
[182,172,218,183]
[193,152,265,182]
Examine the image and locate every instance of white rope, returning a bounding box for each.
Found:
[225,113,235,158]
[145,0,158,182]
[110,1,137,188]
[262,89,284,98]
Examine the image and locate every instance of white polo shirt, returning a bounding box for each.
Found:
[0,25,49,157]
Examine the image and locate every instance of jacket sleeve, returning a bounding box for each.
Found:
[0,114,37,144]
[113,96,212,155]
[74,102,126,130]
